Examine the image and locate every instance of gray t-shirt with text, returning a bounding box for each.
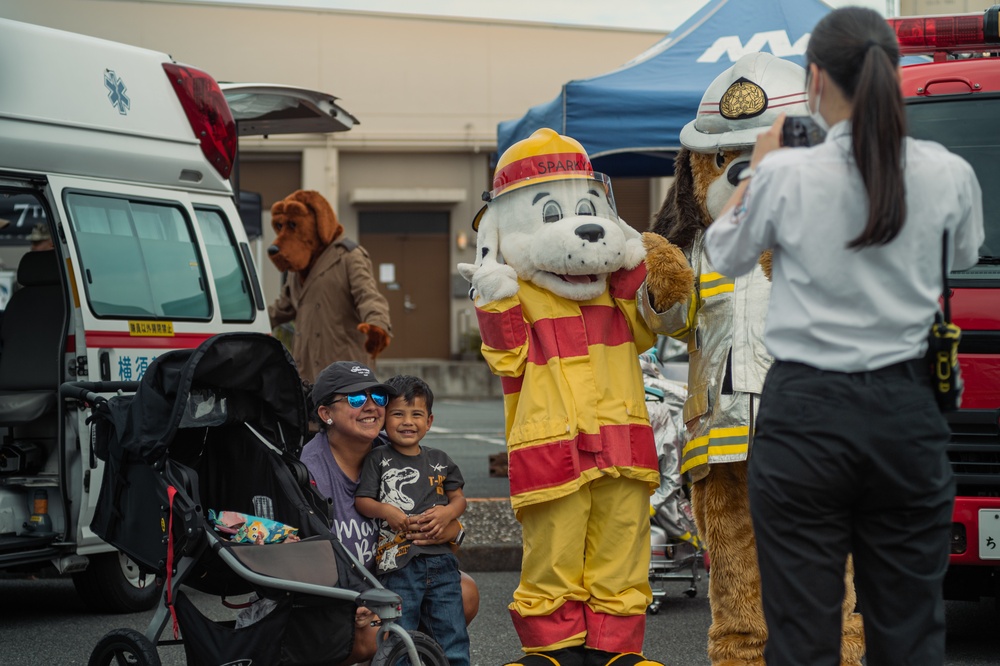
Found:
[356,445,464,574]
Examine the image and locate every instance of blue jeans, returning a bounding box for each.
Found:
[379,553,470,666]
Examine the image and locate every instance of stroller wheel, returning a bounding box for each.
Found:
[684,587,698,598]
[89,628,160,666]
[372,629,448,666]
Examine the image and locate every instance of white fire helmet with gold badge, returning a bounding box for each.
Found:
[679,51,808,153]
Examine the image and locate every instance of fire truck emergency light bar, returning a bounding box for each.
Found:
[886,4,1000,55]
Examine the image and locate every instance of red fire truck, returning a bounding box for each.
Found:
[887,5,1000,601]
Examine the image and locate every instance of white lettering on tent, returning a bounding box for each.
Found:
[697,30,810,63]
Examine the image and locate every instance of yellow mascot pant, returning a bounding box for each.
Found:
[510,475,652,654]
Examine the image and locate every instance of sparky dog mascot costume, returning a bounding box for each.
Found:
[640,53,865,666]
[268,189,392,382]
[458,129,692,666]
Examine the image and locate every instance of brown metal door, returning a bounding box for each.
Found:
[359,211,450,359]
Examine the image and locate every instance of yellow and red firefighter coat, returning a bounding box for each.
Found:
[474,262,660,510]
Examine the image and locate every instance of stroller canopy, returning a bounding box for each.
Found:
[109,332,309,462]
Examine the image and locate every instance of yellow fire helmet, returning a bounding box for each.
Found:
[472,128,614,230]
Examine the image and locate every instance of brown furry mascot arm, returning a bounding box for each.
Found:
[357,322,390,357]
[643,232,694,312]
[344,248,392,358]
[633,148,698,339]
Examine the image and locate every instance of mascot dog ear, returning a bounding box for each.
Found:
[649,149,708,251]
[642,148,698,312]
[457,205,518,305]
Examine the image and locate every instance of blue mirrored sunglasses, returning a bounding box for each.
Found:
[331,390,388,409]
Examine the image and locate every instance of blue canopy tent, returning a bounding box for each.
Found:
[497,0,834,177]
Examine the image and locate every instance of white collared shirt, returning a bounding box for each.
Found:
[705,121,985,372]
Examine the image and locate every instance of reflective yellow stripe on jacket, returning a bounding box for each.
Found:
[680,425,750,474]
[699,272,734,299]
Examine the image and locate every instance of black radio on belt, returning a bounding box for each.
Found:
[927,313,962,412]
[927,231,963,413]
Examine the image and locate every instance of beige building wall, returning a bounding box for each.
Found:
[3,0,663,357]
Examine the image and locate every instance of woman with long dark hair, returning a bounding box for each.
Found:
[703,7,984,665]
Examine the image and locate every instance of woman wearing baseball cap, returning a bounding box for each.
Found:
[300,360,478,663]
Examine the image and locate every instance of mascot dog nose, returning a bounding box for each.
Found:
[575,223,606,243]
[727,161,751,186]
[267,245,280,256]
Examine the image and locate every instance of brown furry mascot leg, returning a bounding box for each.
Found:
[692,462,866,666]
[692,462,767,666]
[841,556,865,666]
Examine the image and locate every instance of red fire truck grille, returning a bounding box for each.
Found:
[946,408,1000,497]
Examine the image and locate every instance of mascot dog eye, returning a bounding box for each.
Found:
[576,198,597,216]
[541,199,561,223]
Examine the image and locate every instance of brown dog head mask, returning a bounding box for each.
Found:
[650,148,747,251]
[268,190,344,273]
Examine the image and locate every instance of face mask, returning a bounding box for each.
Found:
[808,72,830,133]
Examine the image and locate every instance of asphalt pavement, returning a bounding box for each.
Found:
[424,398,510,500]
[3,571,1000,665]
[4,399,1000,664]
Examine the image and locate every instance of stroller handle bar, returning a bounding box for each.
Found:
[60,380,141,405]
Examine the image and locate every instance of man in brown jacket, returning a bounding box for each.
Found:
[267,190,392,384]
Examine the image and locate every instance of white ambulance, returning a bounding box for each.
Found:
[0,17,356,612]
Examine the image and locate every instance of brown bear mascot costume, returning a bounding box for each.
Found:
[268,189,391,383]
[639,53,865,666]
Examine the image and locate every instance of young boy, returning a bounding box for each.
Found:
[355,374,470,666]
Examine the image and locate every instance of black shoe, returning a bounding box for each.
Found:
[505,647,587,666]
[584,650,664,666]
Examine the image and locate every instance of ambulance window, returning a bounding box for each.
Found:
[65,193,211,319]
[194,208,254,322]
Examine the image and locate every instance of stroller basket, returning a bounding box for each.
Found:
[171,537,357,666]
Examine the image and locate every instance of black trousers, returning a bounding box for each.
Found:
[749,359,954,666]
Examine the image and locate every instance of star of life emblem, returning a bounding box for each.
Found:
[104,69,131,115]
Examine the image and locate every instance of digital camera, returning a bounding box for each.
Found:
[781,116,826,148]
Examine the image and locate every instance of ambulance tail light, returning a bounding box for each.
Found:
[886,5,1000,56]
[162,63,238,180]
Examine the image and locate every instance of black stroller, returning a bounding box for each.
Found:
[63,332,444,666]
